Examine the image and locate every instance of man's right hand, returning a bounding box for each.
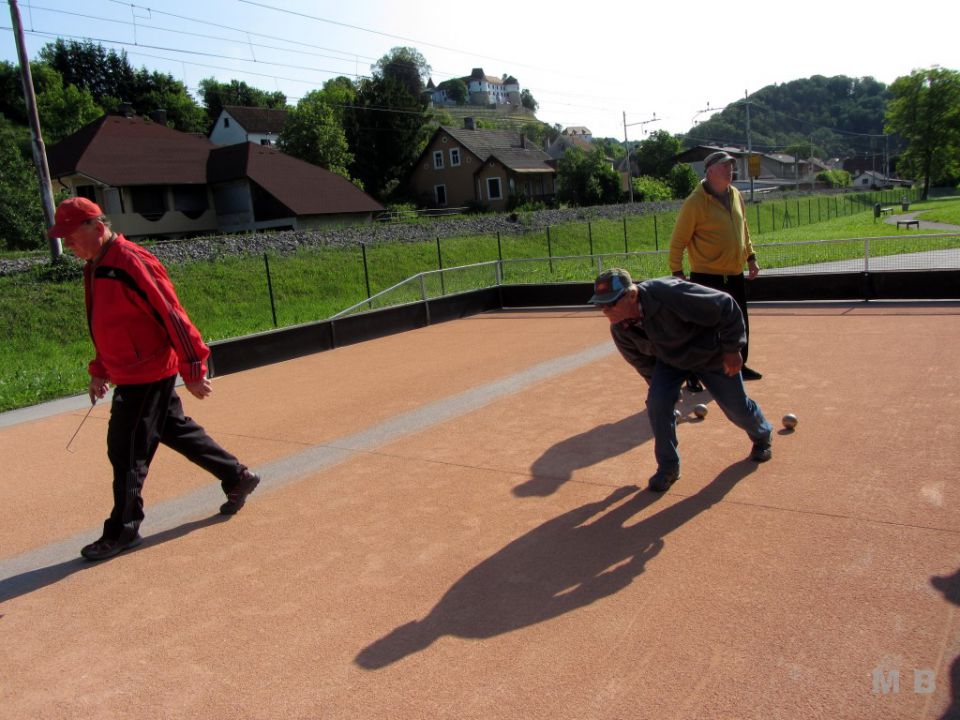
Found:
[722,351,743,377]
[88,376,109,404]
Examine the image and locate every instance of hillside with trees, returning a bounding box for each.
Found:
[684,75,893,159]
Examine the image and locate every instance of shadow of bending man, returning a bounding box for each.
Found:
[356,459,756,669]
[516,412,651,498]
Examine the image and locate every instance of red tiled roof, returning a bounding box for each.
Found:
[208,144,384,215]
[220,106,288,135]
[47,114,211,185]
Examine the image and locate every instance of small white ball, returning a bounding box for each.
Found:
[693,404,708,418]
[782,413,798,430]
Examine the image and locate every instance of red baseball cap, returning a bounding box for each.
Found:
[47,197,104,238]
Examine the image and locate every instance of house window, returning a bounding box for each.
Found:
[487,177,502,201]
[75,185,97,202]
[433,150,444,169]
[260,138,271,146]
[172,185,209,220]
[224,118,230,128]
[435,185,447,206]
[450,148,460,167]
[130,185,167,221]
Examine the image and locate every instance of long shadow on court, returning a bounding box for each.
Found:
[516,389,715,497]
[356,459,756,669]
[931,568,960,718]
[0,514,231,604]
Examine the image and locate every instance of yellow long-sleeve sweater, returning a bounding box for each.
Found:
[669,182,755,275]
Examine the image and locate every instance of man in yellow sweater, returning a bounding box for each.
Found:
[669,150,763,380]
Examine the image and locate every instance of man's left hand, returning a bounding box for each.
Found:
[185,377,213,399]
[747,258,760,280]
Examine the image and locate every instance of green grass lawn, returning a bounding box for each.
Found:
[2,189,954,413]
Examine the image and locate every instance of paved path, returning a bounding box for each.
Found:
[2,305,960,719]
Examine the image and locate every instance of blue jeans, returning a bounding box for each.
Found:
[646,360,772,472]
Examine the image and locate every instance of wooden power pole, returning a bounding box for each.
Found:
[8,0,61,262]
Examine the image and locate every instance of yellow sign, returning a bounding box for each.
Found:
[748,154,761,178]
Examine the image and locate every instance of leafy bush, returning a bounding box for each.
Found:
[631,176,673,202]
[816,170,852,188]
[32,256,83,283]
[668,163,700,199]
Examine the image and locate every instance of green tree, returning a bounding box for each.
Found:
[0,118,45,251]
[816,169,852,188]
[520,89,538,112]
[633,130,682,179]
[519,121,560,149]
[372,47,431,97]
[592,137,626,162]
[0,61,102,142]
[443,79,468,106]
[31,64,103,142]
[885,67,960,199]
[198,78,287,129]
[38,40,204,132]
[279,89,353,179]
[557,147,622,206]
[631,176,673,202]
[667,163,699,199]
[350,63,432,199]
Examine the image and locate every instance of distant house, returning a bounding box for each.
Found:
[429,68,522,107]
[47,112,382,238]
[545,132,594,162]
[209,105,289,147]
[562,126,593,141]
[408,118,556,211]
[674,145,822,191]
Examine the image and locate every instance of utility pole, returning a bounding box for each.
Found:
[8,0,61,262]
[692,93,754,201]
[622,111,659,203]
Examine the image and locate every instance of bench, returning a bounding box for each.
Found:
[880,207,895,216]
[897,219,920,230]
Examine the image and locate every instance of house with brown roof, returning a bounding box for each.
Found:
[408,118,556,211]
[47,112,382,238]
[209,106,288,147]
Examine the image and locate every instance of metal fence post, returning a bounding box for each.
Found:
[546,225,554,273]
[263,252,278,328]
[360,242,372,309]
[653,214,659,251]
[623,216,628,253]
[864,238,870,274]
[588,221,593,257]
[436,236,445,295]
[420,273,431,326]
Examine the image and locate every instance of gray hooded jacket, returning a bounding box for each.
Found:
[609,277,746,378]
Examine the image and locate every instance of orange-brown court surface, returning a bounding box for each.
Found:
[1,302,959,720]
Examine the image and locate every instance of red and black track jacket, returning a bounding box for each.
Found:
[83,235,209,385]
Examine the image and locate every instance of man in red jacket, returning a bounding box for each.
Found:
[49,197,260,561]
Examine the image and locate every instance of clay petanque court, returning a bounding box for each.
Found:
[1,300,959,719]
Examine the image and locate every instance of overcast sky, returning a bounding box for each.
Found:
[3,0,957,142]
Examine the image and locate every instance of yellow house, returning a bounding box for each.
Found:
[408,118,556,212]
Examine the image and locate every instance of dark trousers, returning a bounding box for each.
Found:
[104,375,243,541]
[689,271,751,365]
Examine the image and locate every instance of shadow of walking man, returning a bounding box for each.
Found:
[356,459,757,669]
[931,568,960,719]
